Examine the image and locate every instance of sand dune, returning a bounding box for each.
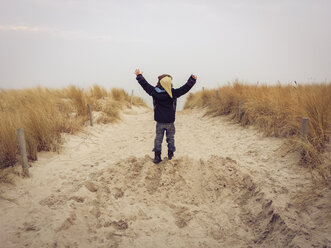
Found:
[0,107,330,247]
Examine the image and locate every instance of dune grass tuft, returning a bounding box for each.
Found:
[0,86,146,169]
[184,82,331,173]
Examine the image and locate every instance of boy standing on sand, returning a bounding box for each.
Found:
[134,69,197,164]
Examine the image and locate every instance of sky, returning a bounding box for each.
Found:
[0,0,330,105]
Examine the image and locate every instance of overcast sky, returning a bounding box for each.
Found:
[0,0,330,97]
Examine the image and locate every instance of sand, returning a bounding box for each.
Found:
[0,106,330,248]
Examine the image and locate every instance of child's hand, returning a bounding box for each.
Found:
[135,69,143,76]
[192,74,197,80]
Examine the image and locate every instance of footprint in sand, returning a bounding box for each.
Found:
[84,181,98,192]
[19,221,41,232]
[111,220,129,230]
[171,205,193,228]
[39,194,67,209]
[69,195,85,203]
[209,224,224,241]
[113,187,124,199]
[56,212,77,232]
[144,167,162,194]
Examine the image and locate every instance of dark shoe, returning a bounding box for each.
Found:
[153,151,162,164]
[168,150,174,160]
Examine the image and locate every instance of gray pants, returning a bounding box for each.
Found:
[153,122,176,153]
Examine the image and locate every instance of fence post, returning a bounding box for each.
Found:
[130,90,134,108]
[301,117,308,140]
[202,87,205,92]
[216,90,219,98]
[88,104,93,126]
[17,128,29,177]
[301,117,309,156]
[238,100,243,121]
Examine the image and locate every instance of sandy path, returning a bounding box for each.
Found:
[0,107,330,247]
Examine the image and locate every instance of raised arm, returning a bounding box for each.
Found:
[172,74,197,98]
[134,69,154,96]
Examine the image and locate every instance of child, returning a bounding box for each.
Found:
[134,69,197,163]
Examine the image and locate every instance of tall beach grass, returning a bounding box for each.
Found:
[0,85,146,169]
[184,82,331,174]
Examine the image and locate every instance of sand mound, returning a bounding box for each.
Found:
[6,156,300,247]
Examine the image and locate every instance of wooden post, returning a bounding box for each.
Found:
[88,104,93,126]
[216,90,219,98]
[238,100,243,121]
[202,87,205,92]
[130,90,134,108]
[301,117,308,140]
[301,117,309,157]
[17,128,29,177]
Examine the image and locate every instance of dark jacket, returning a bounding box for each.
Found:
[136,74,196,123]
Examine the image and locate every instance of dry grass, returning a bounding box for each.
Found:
[0,86,146,169]
[184,82,331,173]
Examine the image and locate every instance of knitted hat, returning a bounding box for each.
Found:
[158,74,173,81]
[160,76,173,98]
